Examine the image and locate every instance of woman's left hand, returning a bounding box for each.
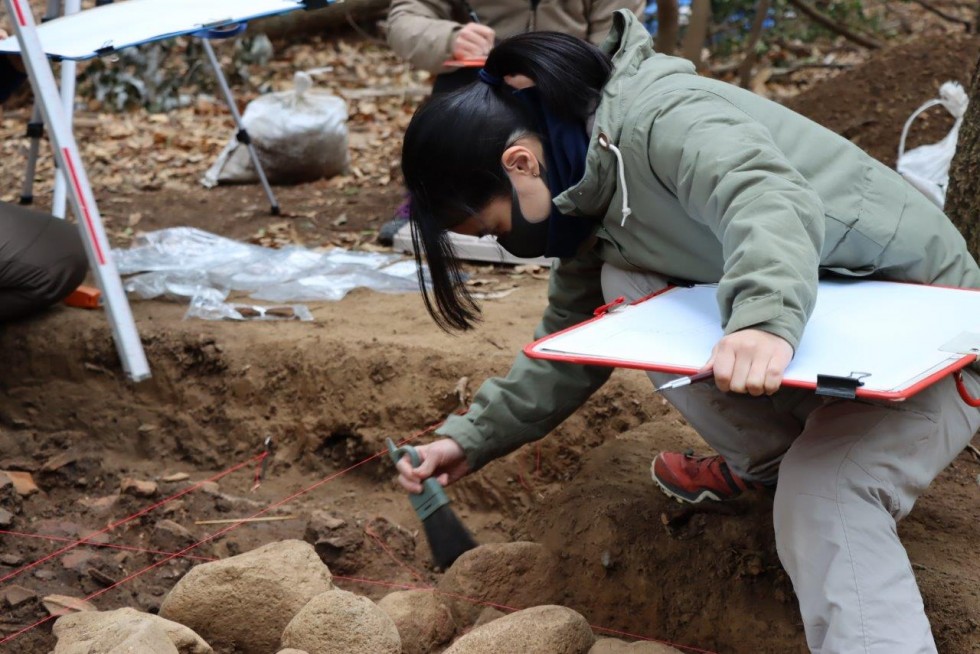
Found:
[705,329,794,396]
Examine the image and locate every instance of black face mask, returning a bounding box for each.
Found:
[495,168,551,259]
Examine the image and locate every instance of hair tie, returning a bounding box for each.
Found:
[478,68,502,87]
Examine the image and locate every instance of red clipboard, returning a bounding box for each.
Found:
[442,58,486,68]
[524,280,980,402]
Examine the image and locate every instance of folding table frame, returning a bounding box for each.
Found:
[16,0,286,217]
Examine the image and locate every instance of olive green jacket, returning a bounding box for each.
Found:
[437,10,980,471]
[387,0,644,74]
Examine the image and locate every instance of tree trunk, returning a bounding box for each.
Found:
[945,54,980,261]
[655,0,680,55]
[246,0,391,40]
[680,0,711,69]
[739,0,771,88]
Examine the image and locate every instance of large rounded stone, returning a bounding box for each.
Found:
[377,589,456,654]
[280,589,401,654]
[159,540,333,654]
[589,637,685,653]
[436,541,559,626]
[443,605,594,654]
[52,607,211,654]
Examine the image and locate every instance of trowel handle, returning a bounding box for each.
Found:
[385,438,421,468]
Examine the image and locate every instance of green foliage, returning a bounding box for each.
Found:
[705,0,883,58]
[75,35,273,113]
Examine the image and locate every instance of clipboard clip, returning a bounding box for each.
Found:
[940,332,980,407]
[954,370,980,407]
[95,41,116,57]
[593,296,626,316]
[815,372,870,400]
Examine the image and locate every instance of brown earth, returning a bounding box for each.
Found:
[785,32,980,167]
[1,16,980,654]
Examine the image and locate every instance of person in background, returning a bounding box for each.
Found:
[0,28,88,321]
[394,10,980,652]
[377,0,645,245]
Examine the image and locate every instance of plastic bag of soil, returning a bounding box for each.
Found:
[202,71,349,187]
[896,81,969,208]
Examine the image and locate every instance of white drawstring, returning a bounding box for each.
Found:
[598,133,632,227]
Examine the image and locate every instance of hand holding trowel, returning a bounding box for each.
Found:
[386,438,477,569]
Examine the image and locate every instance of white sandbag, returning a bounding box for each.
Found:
[896,81,969,208]
[203,71,349,187]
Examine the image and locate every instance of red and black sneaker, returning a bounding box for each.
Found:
[651,451,767,504]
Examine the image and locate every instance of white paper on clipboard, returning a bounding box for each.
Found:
[0,0,305,61]
[526,280,980,400]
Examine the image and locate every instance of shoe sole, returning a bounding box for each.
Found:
[650,460,723,505]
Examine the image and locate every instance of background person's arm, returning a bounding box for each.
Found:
[387,0,469,73]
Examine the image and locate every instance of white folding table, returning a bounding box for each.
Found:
[0,0,326,217]
[0,0,327,380]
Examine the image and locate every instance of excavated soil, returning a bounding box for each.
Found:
[784,32,980,168]
[2,25,980,654]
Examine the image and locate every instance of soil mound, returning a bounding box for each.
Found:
[785,33,980,167]
[521,422,980,654]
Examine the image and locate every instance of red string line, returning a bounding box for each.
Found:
[0,452,373,645]
[1,415,716,654]
[0,529,216,563]
[363,525,427,582]
[0,452,267,587]
[0,422,441,646]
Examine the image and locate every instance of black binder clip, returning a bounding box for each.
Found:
[815,372,870,400]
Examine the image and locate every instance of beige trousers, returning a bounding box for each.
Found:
[601,264,980,654]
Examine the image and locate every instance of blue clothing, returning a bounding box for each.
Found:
[514,88,593,258]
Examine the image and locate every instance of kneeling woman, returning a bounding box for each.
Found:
[397,9,980,652]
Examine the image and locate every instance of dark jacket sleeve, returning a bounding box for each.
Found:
[0,55,27,104]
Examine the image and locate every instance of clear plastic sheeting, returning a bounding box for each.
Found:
[113,227,423,319]
[124,271,224,301]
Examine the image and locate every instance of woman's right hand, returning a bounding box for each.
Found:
[452,23,495,60]
[394,438,470,493]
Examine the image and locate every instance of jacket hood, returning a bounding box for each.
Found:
[554,10,695,218]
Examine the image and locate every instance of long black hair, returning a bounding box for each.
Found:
[402,31,612,331]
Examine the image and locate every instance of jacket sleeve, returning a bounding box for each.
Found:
[584,0,646,44]
[641,89,825,350]
[386,0,461,73]
[435,247,613,472]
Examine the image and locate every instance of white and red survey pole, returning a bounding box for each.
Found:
[4,0,151,382]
